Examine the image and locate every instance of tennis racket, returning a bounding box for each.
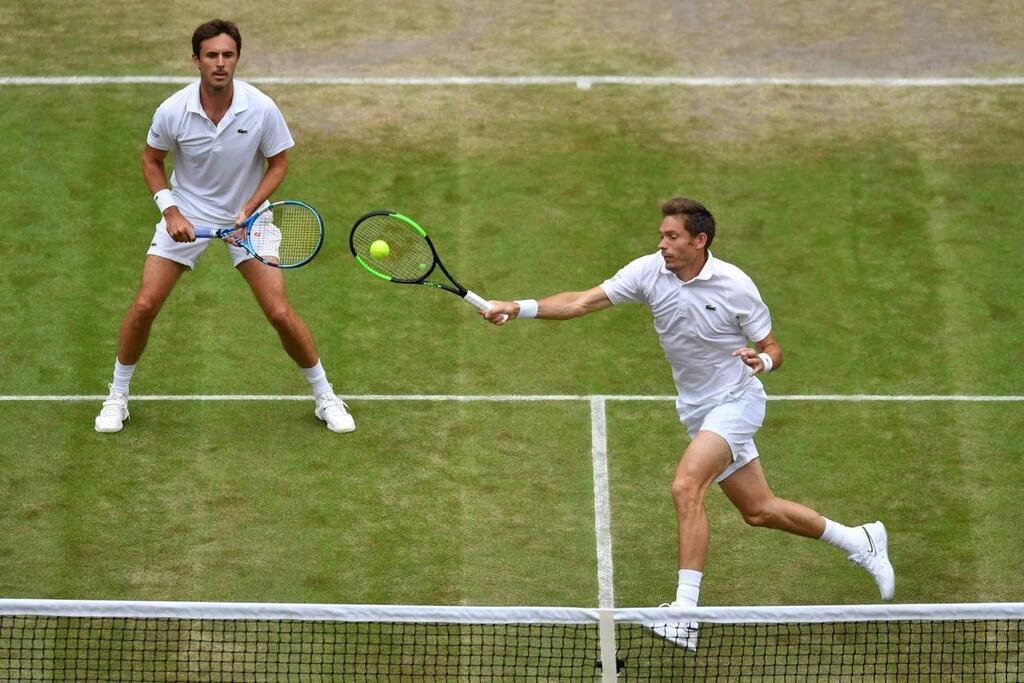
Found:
[194,200,324,269]
[349,210,503,318]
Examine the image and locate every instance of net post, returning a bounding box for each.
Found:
[598,607,618,682]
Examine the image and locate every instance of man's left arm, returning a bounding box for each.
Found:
[236,150,288,225]
[733,331,783,375]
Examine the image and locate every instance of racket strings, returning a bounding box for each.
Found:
[250,204,323,267]
[352,215,435,281]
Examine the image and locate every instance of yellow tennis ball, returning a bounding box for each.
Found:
[369,240,390,259]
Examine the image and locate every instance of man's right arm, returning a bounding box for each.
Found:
[141,144,194,242]
[482,287,612,324]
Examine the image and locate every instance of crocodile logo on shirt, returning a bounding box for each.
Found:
[237,128,249,134]
[705,304,717,311]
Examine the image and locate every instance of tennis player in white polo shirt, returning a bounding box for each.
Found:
[483,197,894,649]
[94,19,353,434]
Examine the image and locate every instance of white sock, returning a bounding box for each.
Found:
[676,569,703,607]
[111,359,136,396]
[301,360,332,397]
[820,518,869,555]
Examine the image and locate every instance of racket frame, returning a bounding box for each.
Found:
[349,210,494,314]
[194,199,324,269]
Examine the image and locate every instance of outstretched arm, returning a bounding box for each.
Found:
[482,287,612,325]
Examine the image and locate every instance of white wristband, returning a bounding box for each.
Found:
[757,352,773,374]
[515,299,538,319]
[153,189,176,214]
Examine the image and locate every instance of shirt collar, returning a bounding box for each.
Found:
[660,250,718,283]
[187,80,249,117]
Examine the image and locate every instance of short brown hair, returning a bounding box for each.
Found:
[661,197,715,248]
[192,19,241,57]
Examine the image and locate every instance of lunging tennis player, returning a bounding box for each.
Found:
[482,197,894,650]
[95,19,353,434]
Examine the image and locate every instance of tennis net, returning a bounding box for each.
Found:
[1,599,1021,681]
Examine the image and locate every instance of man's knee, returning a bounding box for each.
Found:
[670,473,704,513]
[738,499,777,528]
[263,302,296,329]
[128,293,163,322]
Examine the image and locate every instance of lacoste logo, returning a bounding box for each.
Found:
[237,128,248,134]
[705,304,717,311]
[150,130,161,138]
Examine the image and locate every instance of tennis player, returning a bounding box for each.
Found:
[95,19,354,434]
[482,197,895,649]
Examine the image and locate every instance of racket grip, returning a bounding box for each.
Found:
[464,290,509,323]
[463,290,491,311]
[193,228,220,239]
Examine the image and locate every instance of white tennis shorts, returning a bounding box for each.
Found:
[146,219,255,270]
[676,380,767,482]
[247,213,282,263]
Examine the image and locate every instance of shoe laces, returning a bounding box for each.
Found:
[100,389,128,416]
[848,547,884,571]
[99,397,128,419]
[317,393,349,414]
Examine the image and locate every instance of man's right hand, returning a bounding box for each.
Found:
[482,301,518,325]
[163,208,196,242]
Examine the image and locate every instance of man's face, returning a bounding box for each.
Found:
[658,214,705,271]
[193,33,238,91]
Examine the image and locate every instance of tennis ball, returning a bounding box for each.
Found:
[369,240,390,259]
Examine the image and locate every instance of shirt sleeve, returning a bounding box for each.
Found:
[260,102,295,158]
[735,276,773,342]
[146,104,171,151]
[598,254,654,305]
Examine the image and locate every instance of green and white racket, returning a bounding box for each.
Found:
[349,210,504,319]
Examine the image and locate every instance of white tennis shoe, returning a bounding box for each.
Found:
[94,385,129,433]
[848,521,895,601]
[646,603,699,652]
[315,389,355,433]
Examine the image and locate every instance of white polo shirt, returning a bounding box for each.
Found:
[600,251,773,406]
[146,79,294,227]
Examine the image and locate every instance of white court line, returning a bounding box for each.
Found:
[0,394,588,402]
[1,394,1021,402]
[590,397,615,609]
[766,394,1024,402]
[2,75,1024,88]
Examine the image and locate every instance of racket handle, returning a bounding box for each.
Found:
[464,290,509,323]
[194,228,222,239]
[463,290,491,311]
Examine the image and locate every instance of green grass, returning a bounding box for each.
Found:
[1,6,1023,626]
[3,1,1022,77]
[610,400,1024,607]
[2,86,1023,398]
[0,401,596,606]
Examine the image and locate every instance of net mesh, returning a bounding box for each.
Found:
[620,619,1023,680]
[1,601,1021,681]
[0,617,597,681]
[350,214,435,282]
